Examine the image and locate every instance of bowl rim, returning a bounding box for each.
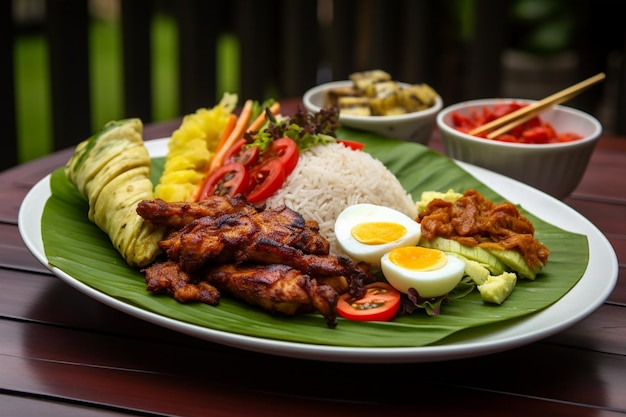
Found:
[436,98,602,149]
[303,80,443,122]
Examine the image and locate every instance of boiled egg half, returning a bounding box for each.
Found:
[334,204,421,267]
[381,246,465,298]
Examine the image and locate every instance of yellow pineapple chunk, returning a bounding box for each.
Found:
[154,93,237,202]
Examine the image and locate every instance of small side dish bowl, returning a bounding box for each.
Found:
[303,80,443,145]
[437,98,602,199]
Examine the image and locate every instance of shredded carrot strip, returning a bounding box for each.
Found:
[214,113,238,155]
[194,100,282,201]
[206,99,254,176]
[246,102,281,133]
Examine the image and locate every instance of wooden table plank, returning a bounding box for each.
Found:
[1,318,625,415]
[564,199,626,236]
[0,223,49,273]
[570,137,626,202]
[0,270,229,352]
[0,394,138,417]
[547,304,626,355]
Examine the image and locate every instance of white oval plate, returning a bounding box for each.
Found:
[19,139,618,363]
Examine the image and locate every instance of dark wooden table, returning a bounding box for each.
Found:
[1,100,625,416]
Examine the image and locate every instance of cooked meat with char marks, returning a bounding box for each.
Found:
[159,204,331,268]
[202,263,339,328]
[142,260,220,305]
[137,194,257,229]
[136,195,374,327]
[158,206,369,298]
[142,259,340,327]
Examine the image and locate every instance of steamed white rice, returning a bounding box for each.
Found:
[265,142,417,256]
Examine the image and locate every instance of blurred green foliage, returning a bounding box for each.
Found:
[14,12,239,164]
[509,0,582,54]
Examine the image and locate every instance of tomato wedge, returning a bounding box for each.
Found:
[337,139,365,151]
[336,282,401,322]
[267,137,299,176]
[224,138,260,168]
[198,162,250,201]
[245,158,286,203]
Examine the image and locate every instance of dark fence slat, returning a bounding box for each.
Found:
[330,0,358,80]
[465,0,508,99]
[176,0,226,113]
[121,0,154,122]
[2,0,18,171]
[45,0,91,151]
[277,0,319,98]
[236,0,275,102]
[399,0,443,86]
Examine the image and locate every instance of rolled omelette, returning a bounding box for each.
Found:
[65,118,165,267]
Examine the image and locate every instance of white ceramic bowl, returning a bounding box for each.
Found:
[303,80,443,145]
[437,98,602,199]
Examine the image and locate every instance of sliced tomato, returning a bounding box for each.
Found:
[337,139,365,151]
[267,137,299,176]
[198,162,250,201]
[224,138,260,168]
[557,132,583,142]
[521,126,553,144]
[494,134,518,143]
[336,282,401,322]
[245,158,286,203]
[489,102,525,120]
[451,112,477,131]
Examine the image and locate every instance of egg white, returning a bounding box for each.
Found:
[381,250,465,298]
[334,203,421,267]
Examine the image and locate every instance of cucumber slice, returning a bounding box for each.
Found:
[488,248,542,280]
[451,253,491,285]
[419,237,505,275]
[420,236,541,280]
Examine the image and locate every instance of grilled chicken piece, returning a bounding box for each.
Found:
[142,260,220,305]
[242,239,370,298]
[159,204,331,267]
[143,260,340,327]
[137,196,373,325]
[158,205,369,297]
[203,263,339,327]
[315,275,350,295]
[137,194,257,229]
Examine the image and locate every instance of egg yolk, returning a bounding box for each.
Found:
[351,222,407,245]
[387,246,447,271]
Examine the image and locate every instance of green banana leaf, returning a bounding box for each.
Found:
[42,128,588,348]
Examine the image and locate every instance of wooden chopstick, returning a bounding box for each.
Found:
[484,88,586,138]
[468,72,606,138]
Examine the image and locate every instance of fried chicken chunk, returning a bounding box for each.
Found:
[142,260,220,305]
[137,196,374,327]
[137,194,257,229]
[203,263,339,327]
[157,205,368,297]
[143,260,341,327]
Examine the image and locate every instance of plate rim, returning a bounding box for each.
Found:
[18,138,619,363]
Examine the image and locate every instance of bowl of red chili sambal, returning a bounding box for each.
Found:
[437,98,602,199]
